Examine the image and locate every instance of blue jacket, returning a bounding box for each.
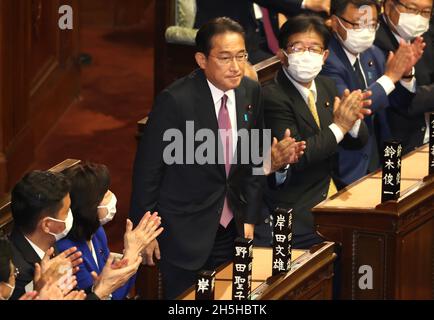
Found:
[56,226,135,300]
[321,36,412,185]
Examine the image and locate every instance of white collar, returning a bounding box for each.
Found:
[206,80,236,106]
[282,67,318,103]
[24,236,46,260]
[342,46,361,69]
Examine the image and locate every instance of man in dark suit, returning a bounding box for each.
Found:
[195,0,331,63]
[322,0,418,185]
[264,15,371,249]
[130,17,304,299]
[375,0,434,154]
[9,171,138,300]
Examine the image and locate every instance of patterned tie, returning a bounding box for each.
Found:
[307,91,338,198]
[217,94,233,227]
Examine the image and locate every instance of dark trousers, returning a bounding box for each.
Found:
[160,220,237,300]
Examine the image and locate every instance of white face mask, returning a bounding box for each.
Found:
[283,50,324,83]
[0,283,15,300]
[336,18,376,54]
[98,193,117,226]
[390,6,430,41]
[47,208,74,241]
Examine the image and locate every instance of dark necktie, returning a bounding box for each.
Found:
[354,58,367,89]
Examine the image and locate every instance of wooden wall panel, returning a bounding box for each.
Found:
[0,0,80,193]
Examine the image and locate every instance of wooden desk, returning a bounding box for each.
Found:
[312,145,434,299]
[178,241,336,300]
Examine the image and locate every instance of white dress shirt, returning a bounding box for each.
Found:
[207,79,238,157]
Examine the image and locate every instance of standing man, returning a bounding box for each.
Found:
[322,0,420,185]
[375,0,434,154]
[130,17,303,299]
[264,15,371,248]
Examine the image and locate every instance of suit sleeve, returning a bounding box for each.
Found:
[407,84,434,115]
[263,85,338,173]
[321,61,390,114]
[244,84,265,225]
[129,91,181,226]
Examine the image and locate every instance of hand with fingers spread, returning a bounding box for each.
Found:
[123,212,164,264]
[333,89,372,134]
[92,254,143,300]
[33,246,82,291]
[35,278,68,300]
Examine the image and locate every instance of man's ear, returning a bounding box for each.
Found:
[40,217,51,234]
[323,49,330,64]
[330,15,339,33]
[195,52,207,69]
[276,49,287,66]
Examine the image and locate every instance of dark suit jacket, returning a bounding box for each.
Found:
[194,0,303,63]
[263,70,369,236]
[9,228,41,300]
[56,226,135,300]
[129,69,264,271]
[9,228,99,300]
[375,16,434,154]
[321,36,413,185]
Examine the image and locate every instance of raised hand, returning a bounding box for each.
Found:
[264,129,306,175]
[34,246,82,291]
[385,41,414,83]
[304,0,330,14]
[333,89,372,134]
[123,213,164,264]
[92,254,143,300]
[404,36,425,77]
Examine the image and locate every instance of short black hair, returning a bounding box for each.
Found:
[331,0,381,17]
[11,171,70,235]
[279,14,331,50]
[0,238,12,283]
[64,163,110,241]
[195,17,246,56]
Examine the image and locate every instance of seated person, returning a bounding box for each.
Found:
[57,163,163,300]
[0,237,86,300]
[9,170,140,300]
[263,14,371,249]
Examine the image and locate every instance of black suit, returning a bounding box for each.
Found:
[130,69,264,298]
[263,70,369,245]
[194,0,304,63]
[375,16,434,154]
[9,228,99,300]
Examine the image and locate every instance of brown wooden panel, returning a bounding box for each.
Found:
[0,0,80,192]
[397,219,434,299]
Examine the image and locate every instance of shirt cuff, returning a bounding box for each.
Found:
[348,119,361,138]
[329,123,344,144]
[275,170,288,186]
[376,75,396,95]
[301,0,306,9]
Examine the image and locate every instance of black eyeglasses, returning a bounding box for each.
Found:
[337,15,379,31]
[393,0,432,19]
